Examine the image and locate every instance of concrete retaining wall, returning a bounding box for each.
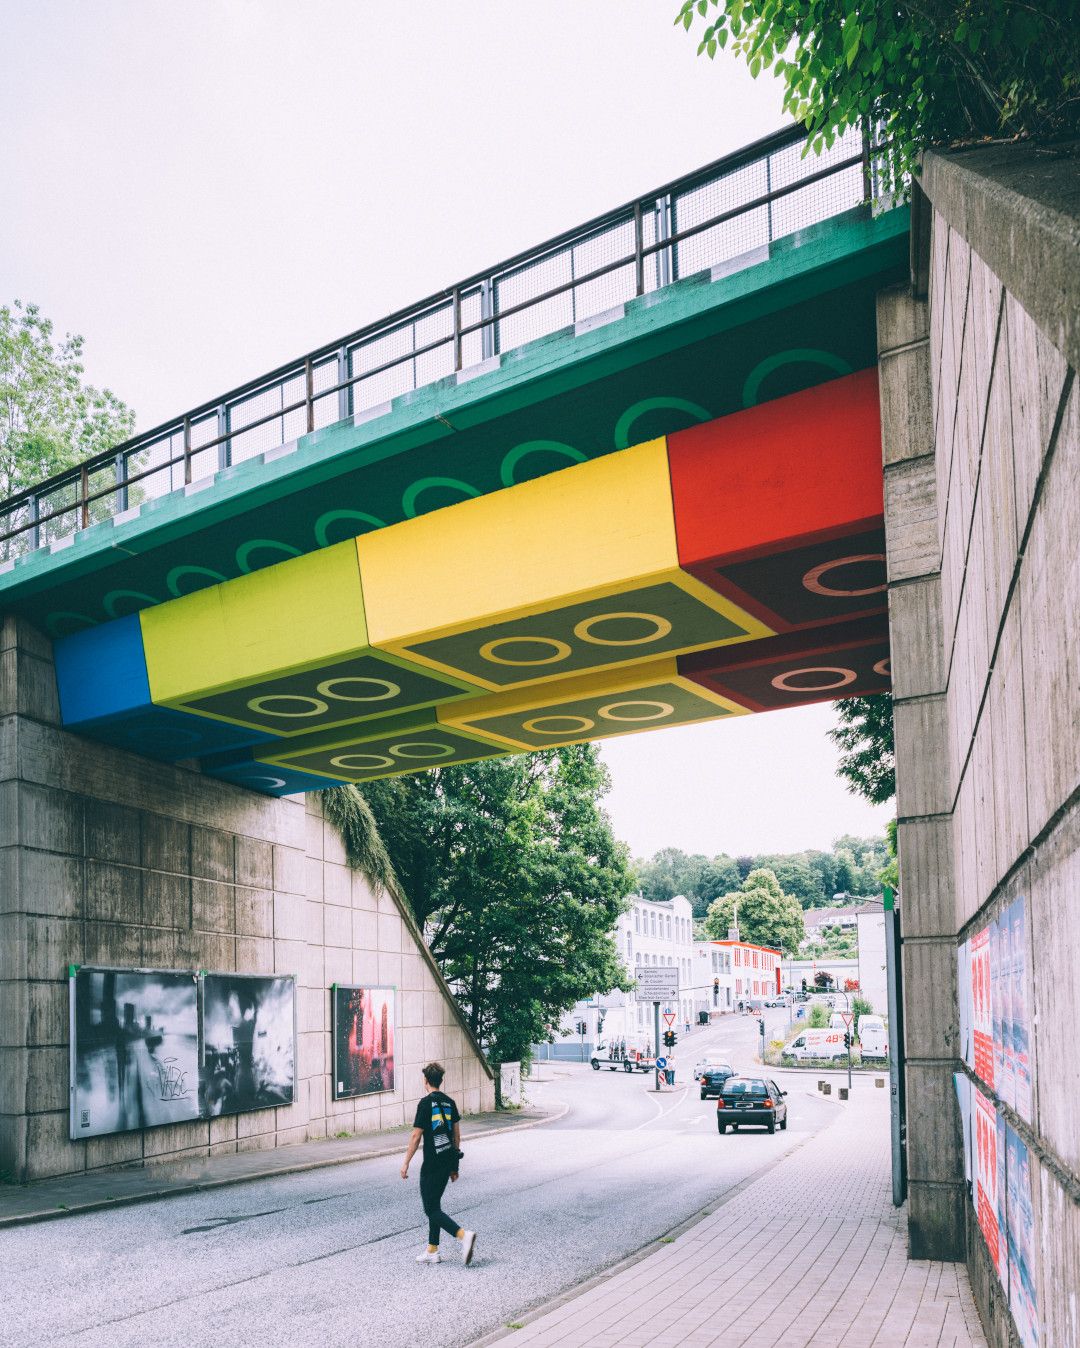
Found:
[0,615,494,1181]
[882,141,1078,1345]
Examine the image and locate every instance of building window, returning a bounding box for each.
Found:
[635,911,640,934]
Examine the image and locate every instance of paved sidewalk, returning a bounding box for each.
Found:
[478,1082,985,1348]
[0,1101,563,1228]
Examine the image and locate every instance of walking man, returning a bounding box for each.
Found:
[401,1061,477,1266]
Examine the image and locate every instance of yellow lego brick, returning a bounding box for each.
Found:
[439,658,748,751]
[358,441,771,692]
[141,542,475,737]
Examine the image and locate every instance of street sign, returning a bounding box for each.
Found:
[840,1011,854,1029]
[656,1056,668,1069]
[662,1011,676,1027]
[635,966,679,1001]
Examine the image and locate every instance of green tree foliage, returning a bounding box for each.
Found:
[808,1002,830,1028]
[635,847,740,916]
[0,301,134,508]
[361,746,633,1070]
[879,818,899,891]
[636,835,888,913]
[322,785,401,898]
[828,695,896,805]
[703,867,805,952]
[676,0,1080,192]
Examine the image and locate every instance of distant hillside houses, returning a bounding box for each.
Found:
[800,898,885,948]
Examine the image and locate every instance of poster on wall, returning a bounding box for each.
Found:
[974,1087,1002,1275]
[991,912,1008,1102]
[70,968,200,1139]
[332,985,396,1100]
[1007,897,1033,1123]
[201,974,296,1117]
[1006,1124,1039,1347]
[957,938,974,1070]
[971,926,994,1087]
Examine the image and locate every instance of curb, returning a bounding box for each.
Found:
[0,1102,570,1231]
[464,1100,839,1348]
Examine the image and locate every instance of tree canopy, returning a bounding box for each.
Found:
[703,867,806,952]
[636,834,888,916]
[827,695,896,805]
[359,746,633,1069]
[677,0,1079,191]
[1,301,134,506]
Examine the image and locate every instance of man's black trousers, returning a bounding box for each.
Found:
[419,1163,459,1246]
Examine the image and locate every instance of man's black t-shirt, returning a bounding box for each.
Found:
[413,1090,461,1168]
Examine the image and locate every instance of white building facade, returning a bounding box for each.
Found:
[550,894,696,1056]
[693,939,782,1018]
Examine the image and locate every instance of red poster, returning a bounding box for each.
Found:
[971,927,994,1088]
[975,1088,1001,1275]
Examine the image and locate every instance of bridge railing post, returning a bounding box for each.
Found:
[182,415,192,485]
[452,288,463,371]
[304,357,315,435]
[79,463,89,529]
[633,202,644,297]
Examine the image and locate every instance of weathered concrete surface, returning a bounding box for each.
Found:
[921,141,1080,374]
[887,141,1080,1344]
[0,615,493,1182]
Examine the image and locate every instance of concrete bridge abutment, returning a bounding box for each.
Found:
[0,614,494,1181]
[882,142,1079,1344]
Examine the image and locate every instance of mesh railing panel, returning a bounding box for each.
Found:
[673,160,771,279]
[0,125,882,560]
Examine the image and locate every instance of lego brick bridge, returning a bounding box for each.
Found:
[0,125,909,795]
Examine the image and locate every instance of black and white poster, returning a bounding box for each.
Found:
[70,968,200,1138]
[200,973,296,1116]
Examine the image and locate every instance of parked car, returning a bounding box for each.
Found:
[699,1062,736,1099]
[716,1076,788,1133]
[763,996,786,1007]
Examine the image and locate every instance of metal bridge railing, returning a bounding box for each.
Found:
[0,123,881,563]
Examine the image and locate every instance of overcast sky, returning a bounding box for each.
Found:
[0,0,893,858]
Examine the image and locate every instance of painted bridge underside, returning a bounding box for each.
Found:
[2,206,908,794]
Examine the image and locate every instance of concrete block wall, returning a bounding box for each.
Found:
[0,615,493,1182]
[883,141,1078,1346]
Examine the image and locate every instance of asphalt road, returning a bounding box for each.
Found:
[2,1010,835,1348]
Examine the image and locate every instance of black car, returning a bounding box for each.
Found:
[715,1075,788,1133]
[699,1062,735,1099]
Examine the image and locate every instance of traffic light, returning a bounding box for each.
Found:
[596,1013,605,1034]
[662,1029,677,1049]
[758,1018,765,1036]
[576,1020,586,1035]
[801,978,808,993]
[844,1031,852,1051]
[713,977,719,989]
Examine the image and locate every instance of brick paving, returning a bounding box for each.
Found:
[487,1082,985,1348]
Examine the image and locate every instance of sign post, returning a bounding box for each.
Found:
[841,1010,854,1093]
[635,967,679,1093]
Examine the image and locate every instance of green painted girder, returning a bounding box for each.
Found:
[1,205,909,639]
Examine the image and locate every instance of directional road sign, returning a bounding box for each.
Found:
[656,1056,668,1070]
[635,966,679,1001]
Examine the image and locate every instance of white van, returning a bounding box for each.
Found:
[783,1028,848,1061]
[858,1015,889,1059]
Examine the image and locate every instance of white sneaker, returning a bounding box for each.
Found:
[416,1250,441,1264]
[461,1230,477,1265]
